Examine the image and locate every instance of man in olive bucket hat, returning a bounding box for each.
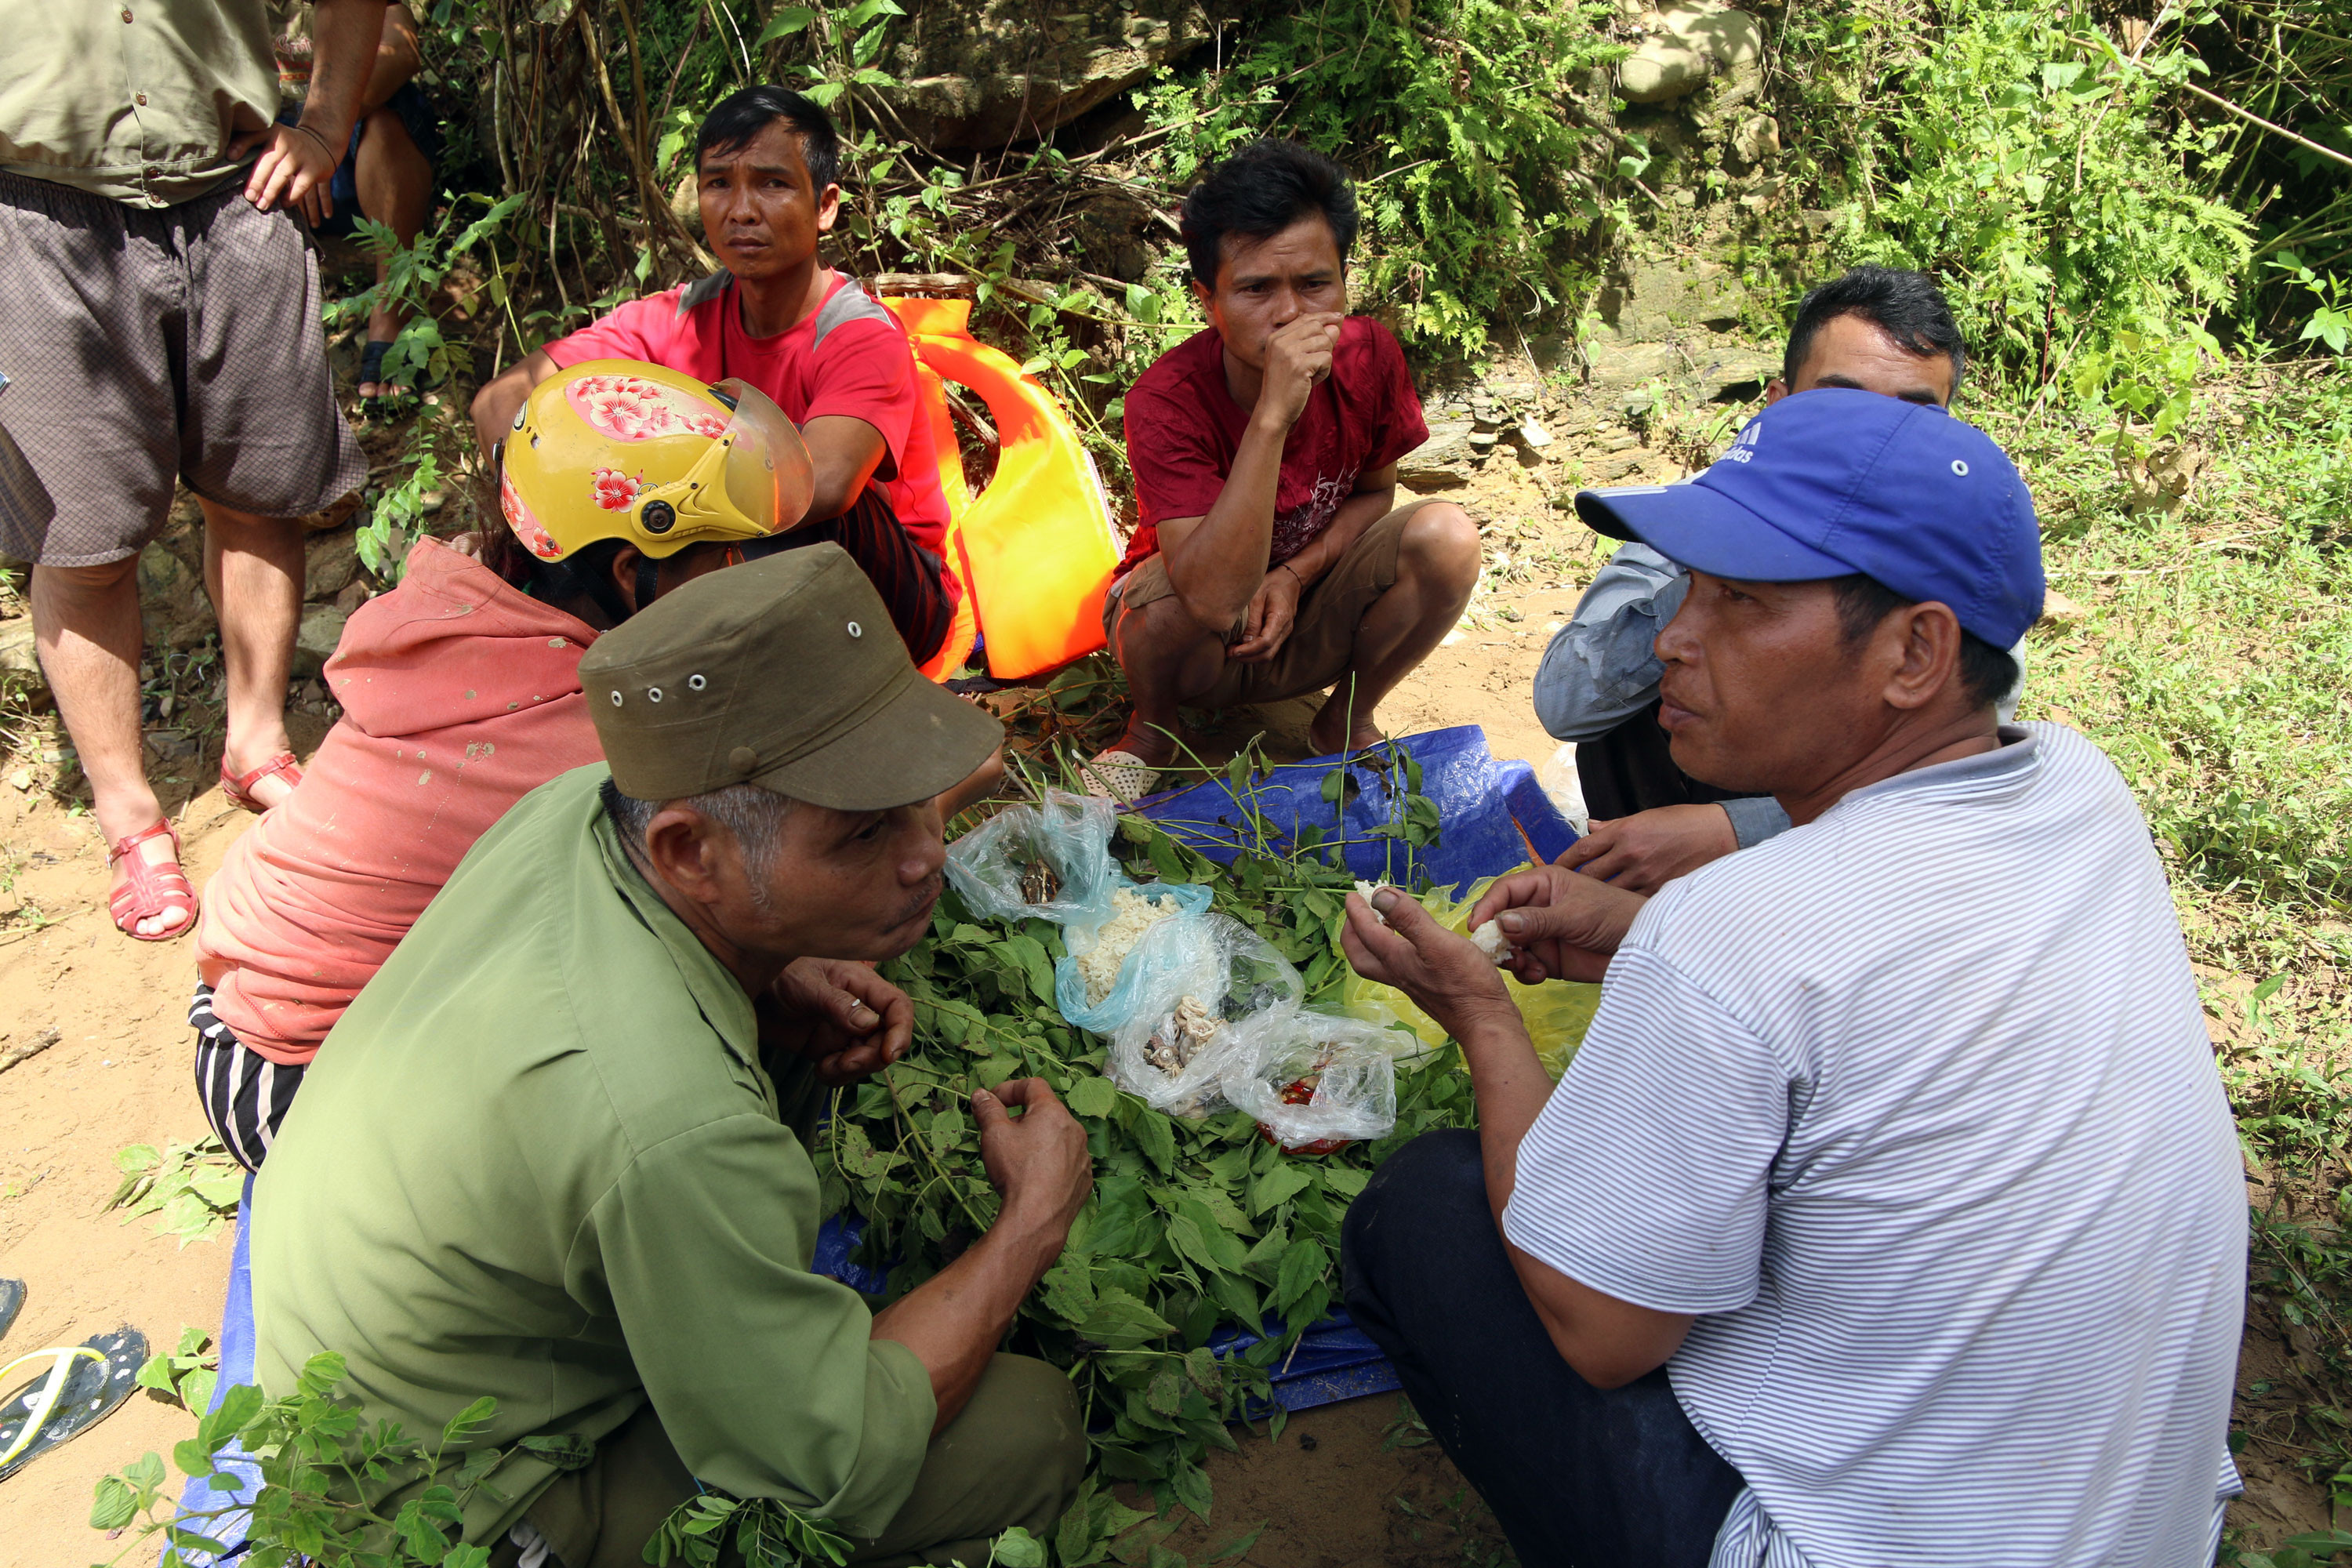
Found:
[253,546,1093,1566]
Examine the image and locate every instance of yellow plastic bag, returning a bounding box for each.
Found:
[1334,872,1601,1081]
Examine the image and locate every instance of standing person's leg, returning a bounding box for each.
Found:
[351,99,435,397]
[0,169,201,938]
[1343,1130,1744,1566]
[1304,500,1479,755]
[28,559,191,936]
[179,178,367,813]
[201,501,307,809]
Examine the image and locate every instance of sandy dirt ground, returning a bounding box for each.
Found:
[0,452,2332,1563]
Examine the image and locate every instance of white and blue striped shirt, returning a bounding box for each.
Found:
[1503,724,2245,1566]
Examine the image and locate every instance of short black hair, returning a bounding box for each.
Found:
[696,85,840,193]
[1181,140,1359,291]
[1784,267,1967,395]
[1829,573,2017,710]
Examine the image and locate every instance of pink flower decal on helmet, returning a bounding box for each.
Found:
[591,466,645,511]
[567,373,731,444]
[500,468,563,559]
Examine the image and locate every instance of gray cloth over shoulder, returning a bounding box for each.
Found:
[1534,543,1689,745]
[1534,543,2028,850]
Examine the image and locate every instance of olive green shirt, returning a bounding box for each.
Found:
[251,764,937,1544]
[0,0,278,206]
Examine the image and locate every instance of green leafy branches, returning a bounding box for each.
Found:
[648,1491,853,1568]
[1143,0,1624,357]
[757,0,906,118]
[356,415,458,585]
[1837,5,2251,423]
[136,1327,220,1417]
[2269,249,2352,354]
[2227,1526,2352,1568]
[108,1138,244,1248]
[89,1355,508,1568]
[344,191,529,392]
[837,770,1479,1553]
[93,1362,884,1568]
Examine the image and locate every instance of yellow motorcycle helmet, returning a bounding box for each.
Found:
[497,359,816,562]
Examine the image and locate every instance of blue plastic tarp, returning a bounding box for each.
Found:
[171,1175,261,1566]
[1133,725,1574,895]
[1203,1309,1400,1414]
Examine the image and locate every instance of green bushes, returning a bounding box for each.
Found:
[1834,4,2250,414]
[1142,0,1623,356]
[2190,1,2352,346]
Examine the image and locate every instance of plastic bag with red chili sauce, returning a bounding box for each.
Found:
[1221,1005,1405,1154]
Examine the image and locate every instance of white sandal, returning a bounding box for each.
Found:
[1076,749,1162,805]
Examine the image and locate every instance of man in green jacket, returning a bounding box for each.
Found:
[252,545,1092,1566]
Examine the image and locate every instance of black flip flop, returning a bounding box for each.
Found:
[358,338,442,412]
[357,339,399,411]
[0,1280,20,1344]
[0,1327,147,1482]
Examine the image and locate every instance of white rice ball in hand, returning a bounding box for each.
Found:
[1469,919,1513,967]
[1355,880,1390,924]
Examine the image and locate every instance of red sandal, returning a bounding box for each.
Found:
[221,751,303,813]
[107,820,198,942]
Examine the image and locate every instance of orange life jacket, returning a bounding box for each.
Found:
[882,297,1120,682]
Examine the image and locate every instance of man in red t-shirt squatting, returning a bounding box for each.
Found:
[470,87,960,668]
[1087,140,1481,802]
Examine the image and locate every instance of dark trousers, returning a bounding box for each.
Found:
[1573,702,1741,822]
[764,487,952,666]
[1341,1131,1744,1568]
[491,1355,1087,1568]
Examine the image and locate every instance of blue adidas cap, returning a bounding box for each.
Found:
[1574,387,2045,648]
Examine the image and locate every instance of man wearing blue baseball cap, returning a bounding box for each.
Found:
[1539,267,2036,893]
[1333,389,2246,1566]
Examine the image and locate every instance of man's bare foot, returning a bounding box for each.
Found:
[1111,724,1179,771]
[1306,704,1384,758]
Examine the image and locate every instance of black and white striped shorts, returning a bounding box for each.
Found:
[190,985,308,1173]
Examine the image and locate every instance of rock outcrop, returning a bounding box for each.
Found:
[880,0,1221,149]
[1617,1,1763,106]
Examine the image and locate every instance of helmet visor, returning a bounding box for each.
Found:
[708,379,815,535]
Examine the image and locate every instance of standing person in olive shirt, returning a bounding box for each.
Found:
[0,0,382,939]
[252,548,1091,1566]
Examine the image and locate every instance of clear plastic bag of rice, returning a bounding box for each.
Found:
[1220,1004,1400,1153]
[1053,883,1216,1034]
[1103,915,1304,1118]
[943,789,1124,924]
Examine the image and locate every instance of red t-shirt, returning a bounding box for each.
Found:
[1120,318,1428,575]
[546,271,956,575]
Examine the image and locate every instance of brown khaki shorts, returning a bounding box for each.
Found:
[0,168,365,567]
[1104,499,1432,709]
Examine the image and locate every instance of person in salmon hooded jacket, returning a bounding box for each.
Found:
[190,361,996,1168]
